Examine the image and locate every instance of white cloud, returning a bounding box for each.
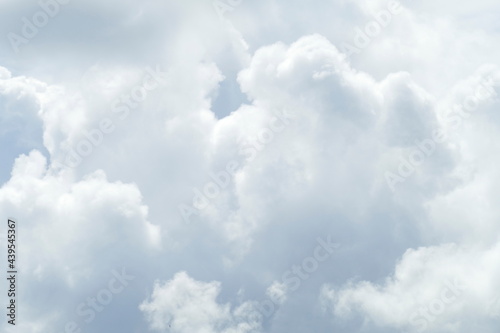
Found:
[1,1,500,332]
[323,242,500,332]
[140,272,261,333]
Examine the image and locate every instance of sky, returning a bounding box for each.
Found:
[1,0,500,332]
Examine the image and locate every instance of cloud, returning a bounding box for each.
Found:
[322,242,500,332]
[1,1,500,332]
[140,271,261,333]
[0,150,159,332]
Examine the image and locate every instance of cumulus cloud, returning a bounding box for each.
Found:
[1,0,500,332]
[0,150,159,332]
[322,242,500,332]
[140,272,261,333]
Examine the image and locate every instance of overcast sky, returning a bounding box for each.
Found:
[1,0,500,332]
